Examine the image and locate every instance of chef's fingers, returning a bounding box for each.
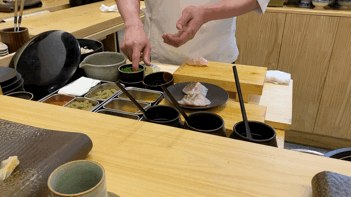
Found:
[176,7,192,30]
[142,42,151,66]
[132,47,142,72]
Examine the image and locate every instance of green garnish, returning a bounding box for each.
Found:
[121,67,142,72]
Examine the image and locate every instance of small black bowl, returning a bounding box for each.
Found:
[118,64,145,83]
[324,147,351,161]
[184,112,226,137]
[77,39,104,63]
[142,72,174,92]
[143,105,183,128]
[6,91,34,100]
[230,121,277,147]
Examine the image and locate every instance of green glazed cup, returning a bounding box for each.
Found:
[47,160,107,197]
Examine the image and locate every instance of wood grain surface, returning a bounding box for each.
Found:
[0,0,70,21]
[277,14,339,133]
[313,17,351,140]
[236,12,286,70]
[1,95,351,197]
[173,61,266,95]
[0,0,144,39]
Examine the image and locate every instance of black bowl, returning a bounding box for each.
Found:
[77,39,104,63]
[143,105,183,128]
[230,121,277,147]
[6,91,34,100]
[184,112,226,137]
[142,72,174,92]
[118,64,145,83]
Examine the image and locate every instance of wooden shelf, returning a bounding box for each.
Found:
[266,4,351,17]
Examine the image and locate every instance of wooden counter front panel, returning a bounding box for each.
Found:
[277,14,339,133]
[236,12,286,70]
[314,17,351,139]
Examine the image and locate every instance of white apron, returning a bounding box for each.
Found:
[142,0,239,65]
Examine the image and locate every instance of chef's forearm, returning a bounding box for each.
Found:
[200,0,259,23]
[115,0,143,28]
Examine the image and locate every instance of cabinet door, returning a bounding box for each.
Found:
[314,17,351,139]
[277,14,339,133]
[236,12,286,70]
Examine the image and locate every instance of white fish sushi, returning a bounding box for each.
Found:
[186,57,208,67]
[182,82,208,97]
[178,94,211,107]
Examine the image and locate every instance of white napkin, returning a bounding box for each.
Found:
[100,4,119,12]
[58,77,101,96]
[265,70,291,85]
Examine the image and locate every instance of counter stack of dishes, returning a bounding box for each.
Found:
[0,67,25,95]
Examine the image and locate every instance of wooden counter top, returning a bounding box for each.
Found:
[0,0,144,38]
[266,5,351,17]
[0,0,70,21]
[0,95,351,197]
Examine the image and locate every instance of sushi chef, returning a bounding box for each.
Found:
[116,0,269,71]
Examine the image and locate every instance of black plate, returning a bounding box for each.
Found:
[3,78,24,95]
[10,30,81,99]
[163,82,229,110]
[324,147,351,161]
[1,73,22,93]
[0,67,18,87]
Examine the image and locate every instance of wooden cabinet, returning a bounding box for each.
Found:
[236,7,351,146]
[235,12,285,70]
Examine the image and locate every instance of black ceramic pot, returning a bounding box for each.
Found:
[118,64,145,83]
[184,112,226,137]
[230,121,277,147]
[143,105,183,128]
[142,72,174,92]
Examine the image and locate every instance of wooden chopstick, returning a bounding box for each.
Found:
[14,0,18,32]
[17,0,25,32]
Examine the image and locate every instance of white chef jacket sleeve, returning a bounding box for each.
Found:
[253,0,270,14]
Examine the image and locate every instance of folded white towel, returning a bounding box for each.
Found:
[265,70,291,85]
[58,77,101,96]
[100,4,118,12]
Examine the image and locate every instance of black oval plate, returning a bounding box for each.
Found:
[164,82,229,110]
[11,30,80,98]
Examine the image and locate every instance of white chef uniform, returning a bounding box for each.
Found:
[119,0,269,65]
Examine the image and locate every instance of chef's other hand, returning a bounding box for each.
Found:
[162,6,205,48]
[121,25,151,71]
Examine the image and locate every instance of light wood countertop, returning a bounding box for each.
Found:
[0,95,350,197]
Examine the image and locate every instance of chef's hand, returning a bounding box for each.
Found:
[162,6,206,48]
[121,25,151,72]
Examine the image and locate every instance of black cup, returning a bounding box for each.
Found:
[143,105,183,128]
[142,72,174,92]
[184,112,226,137]
[119,64,145,83]
[230,121,277,147]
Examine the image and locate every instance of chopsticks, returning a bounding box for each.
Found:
[13,0,25,32]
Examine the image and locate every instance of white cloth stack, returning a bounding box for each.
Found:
[58,77,101,96]
[265,70,291,85]
[100,4,119,12]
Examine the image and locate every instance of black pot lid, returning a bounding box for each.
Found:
[11,30,81,95]
[0,67,18,87]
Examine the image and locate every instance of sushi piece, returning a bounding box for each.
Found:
[182,82,208,97]
[186,57,209,67]
[178,94,211,107]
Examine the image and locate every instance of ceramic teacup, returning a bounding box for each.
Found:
[47,160,107,197]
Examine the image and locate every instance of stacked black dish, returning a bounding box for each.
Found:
[0,67,24,95]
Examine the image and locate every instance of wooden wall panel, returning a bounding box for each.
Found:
[277,14,339,133]
[314,17,351,140]
[236,12,286,70]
